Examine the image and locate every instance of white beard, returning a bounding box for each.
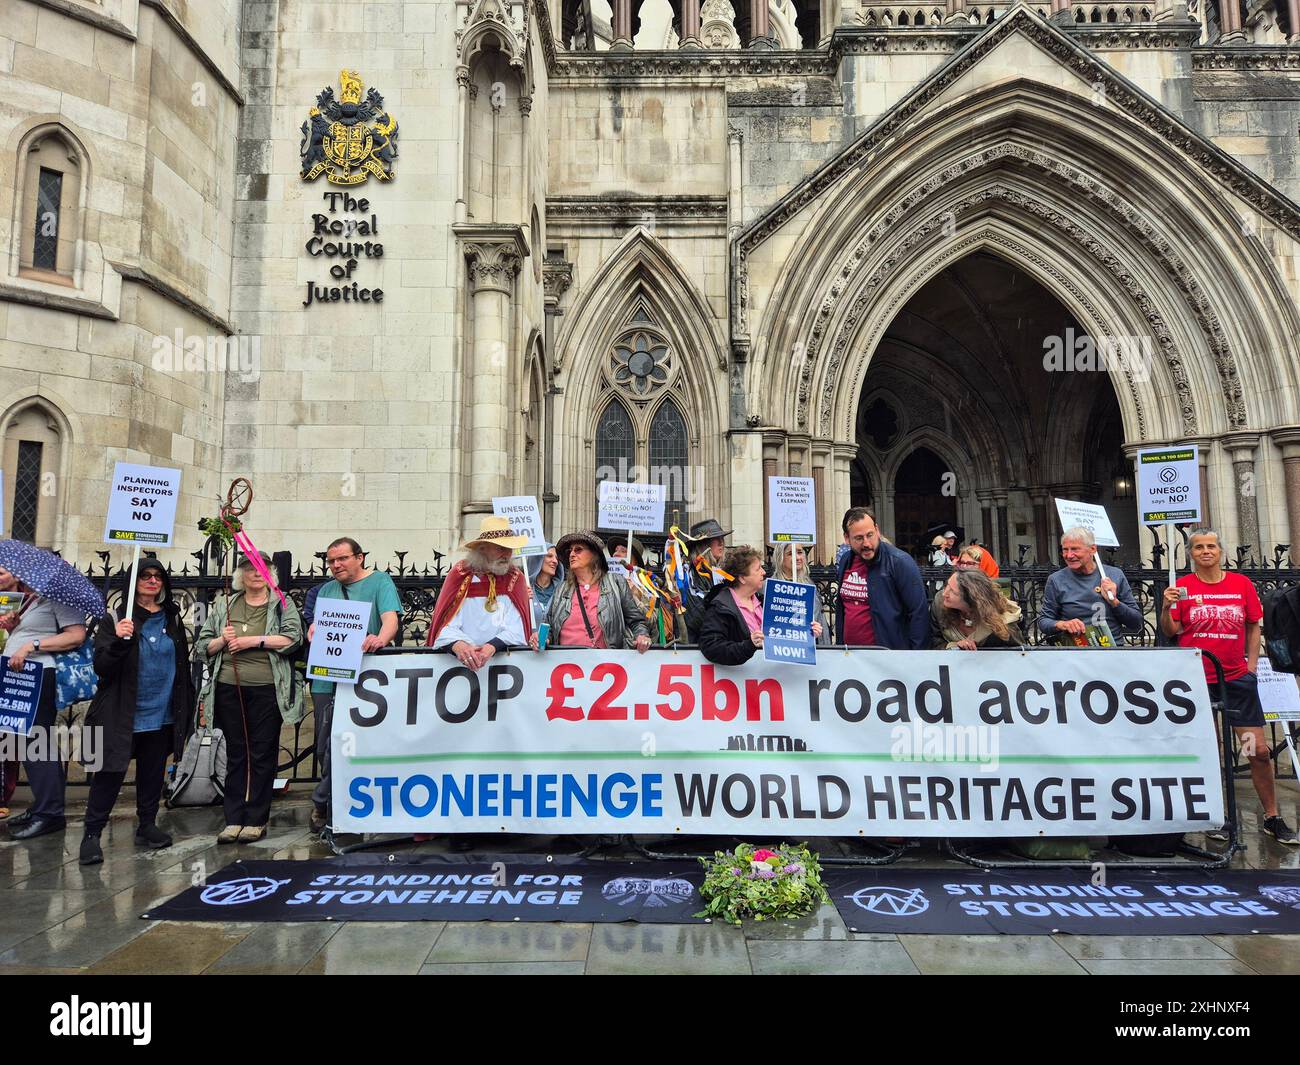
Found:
[466,547,511,576]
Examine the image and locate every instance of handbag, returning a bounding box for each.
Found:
[54,634,98,711]
[167,719,227,807]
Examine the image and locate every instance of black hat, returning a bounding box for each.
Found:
[687,518,732,542]
[555,530,609,571]
[125,556,174,612]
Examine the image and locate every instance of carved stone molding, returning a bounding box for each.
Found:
[738,7,1300,259]
[547,196,728,220]
[1192,46,1300,69]
[543,258,574,304]
[454,223,530,295]
[784,143,1249,437]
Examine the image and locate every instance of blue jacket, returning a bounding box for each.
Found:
[834,540,929,649]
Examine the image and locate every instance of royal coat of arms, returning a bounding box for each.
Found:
[300,70,398,185]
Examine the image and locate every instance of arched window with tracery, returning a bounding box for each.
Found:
[591,297,696,533]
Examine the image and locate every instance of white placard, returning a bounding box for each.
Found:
[597,481,666,533]
[1054,498,1120,548]
[103,463,182,546]
[307,599,372,682]
[1136,446,1201,525]
[1258,656,1300,722]
[492,495,546,556]
[768,476,816,545]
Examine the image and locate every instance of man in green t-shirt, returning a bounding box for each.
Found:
[309,537,401,833]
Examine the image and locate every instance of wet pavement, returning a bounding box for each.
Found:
[1,779,1296,975]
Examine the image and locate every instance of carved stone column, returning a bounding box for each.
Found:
[1224,432,1261,563]
[455,224,529,516]
[944,0,969,24]
[1272,426,1300,565]
[749,0,774,46]
[993,491,1010,562]
[680,0,703,45]
[541,257,573,532]
[1218,0,1245,40]
[976,490,994,550]
[611,0,634,48]
[1029,488,1052,565]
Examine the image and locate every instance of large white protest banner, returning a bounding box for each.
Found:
[333,648,1223,837]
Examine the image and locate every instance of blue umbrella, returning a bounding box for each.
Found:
[0,540,105,617]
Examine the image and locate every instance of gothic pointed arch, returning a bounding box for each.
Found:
[739,16,1300,448]
[555,227,726,533]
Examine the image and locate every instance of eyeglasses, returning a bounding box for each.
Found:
[955,559,978,568]
[139,573,163,582]
[326,553,358,566]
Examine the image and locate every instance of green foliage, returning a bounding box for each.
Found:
[197,515,241,545]
[695,842,828,926]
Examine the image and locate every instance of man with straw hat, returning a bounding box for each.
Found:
[426,516,534,668]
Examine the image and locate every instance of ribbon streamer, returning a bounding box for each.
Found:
[234,527,287,608]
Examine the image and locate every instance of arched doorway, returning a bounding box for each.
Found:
[892,447,957,558]
[855,252,1138,565]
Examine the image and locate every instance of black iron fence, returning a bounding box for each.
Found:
[44,539,1300,788]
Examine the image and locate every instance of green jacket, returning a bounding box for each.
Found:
[195,592,305,723]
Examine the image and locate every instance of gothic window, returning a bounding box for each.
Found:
[593,299,695,532]
[649,399,689,531]
[11,441,42,543]
[33,169,62,271]
[595,398,635,487]
[18,130,81,283]
[3,404,62,547]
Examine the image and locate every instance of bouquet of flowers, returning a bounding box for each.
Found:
[696,843,828,925]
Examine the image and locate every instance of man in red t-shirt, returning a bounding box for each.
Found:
[1161,527,1296,845]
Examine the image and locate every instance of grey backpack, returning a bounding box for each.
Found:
[167,725,227,807]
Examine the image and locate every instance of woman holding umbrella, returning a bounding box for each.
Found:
[0,542,99,842]
[78,558,194,865]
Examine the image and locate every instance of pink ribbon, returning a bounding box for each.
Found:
[234,528,287,608]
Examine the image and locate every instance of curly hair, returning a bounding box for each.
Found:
[941,569,1011,641]
[721,545,764,586]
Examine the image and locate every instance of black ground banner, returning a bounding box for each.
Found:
[147,857,708,924]
[826,868,1300,935]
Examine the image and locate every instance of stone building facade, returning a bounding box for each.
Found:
[3,0,1300,569]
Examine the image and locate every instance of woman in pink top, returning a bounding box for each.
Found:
[698,546,770,665]
[538,530,651,651]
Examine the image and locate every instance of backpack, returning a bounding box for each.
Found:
[1263,584,1300,674]
[166,723,227,807]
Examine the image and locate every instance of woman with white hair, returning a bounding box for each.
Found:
[771,543,829,646]
[196,550,303,844]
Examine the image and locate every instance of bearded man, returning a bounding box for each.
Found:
[426,517,534,669]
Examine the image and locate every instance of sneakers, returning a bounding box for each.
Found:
[135,823,173,849]
[78,834,103,866]
[217,825,242,844]
[1263,815,1299,845]
[238,824,266,843]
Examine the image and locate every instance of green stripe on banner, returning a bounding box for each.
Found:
[349,752,1203,765]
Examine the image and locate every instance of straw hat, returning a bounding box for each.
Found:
[462,516,530,551]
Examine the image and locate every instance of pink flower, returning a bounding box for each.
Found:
[752,848,779,863]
